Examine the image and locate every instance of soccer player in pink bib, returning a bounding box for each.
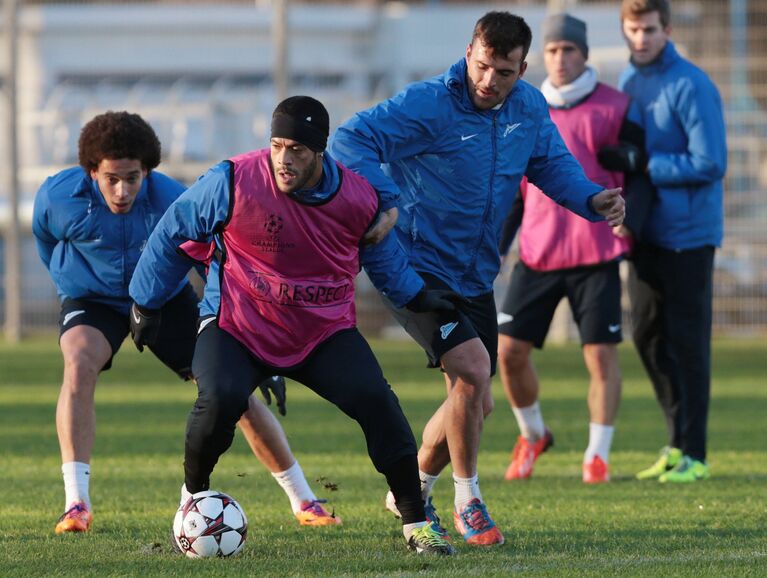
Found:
[130,96,459,555]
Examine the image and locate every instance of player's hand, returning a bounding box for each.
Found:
[590,188,626,227]
[258,376,287,416]
[405,289,467,313]
[362,207,398,245]
[612,224,633,239]
[597,144,648,173]
[130,302,161,353]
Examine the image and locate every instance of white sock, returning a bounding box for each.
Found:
[419,470,440,501]
[584,423,614,464]
[453,473,482,512]
[179,483,193,507]
[271,461,317,513]
[512,401,545,441]
[62,461,91,510]
[402,521,427,541]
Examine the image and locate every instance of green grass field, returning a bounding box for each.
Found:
[1,337,766,577]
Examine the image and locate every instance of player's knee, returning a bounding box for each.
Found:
[451,376,490,409]
[356,384,397,415]
[344,386,401,429]
[498,340,529,373]
[455,363,492,392]
[197,383,250,425]
[61,351,101,388]
[631,321,653,350]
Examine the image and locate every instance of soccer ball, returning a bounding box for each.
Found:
[172,490,248,558]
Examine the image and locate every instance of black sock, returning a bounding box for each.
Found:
[382,454,425,525]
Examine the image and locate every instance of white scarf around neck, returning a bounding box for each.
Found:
[540,65,599,108]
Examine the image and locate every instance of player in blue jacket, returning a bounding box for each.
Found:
[613,0,727,483]
[32,111,338,534]
[329,11,625,546]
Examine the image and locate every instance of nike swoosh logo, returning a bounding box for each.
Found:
[497,312,514,325]
[608,324,621,333]
[198,316,217,335]
[440,321,459,340]
[63,310,85,326]
[461,133,478,141]
[132,308,142,325]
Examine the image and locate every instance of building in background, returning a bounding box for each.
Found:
[0,0,766,336]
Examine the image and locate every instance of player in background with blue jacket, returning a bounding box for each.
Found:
[33,111,339,535]
[615,0,727,483]
[329,10,625,546]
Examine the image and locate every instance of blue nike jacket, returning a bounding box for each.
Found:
[329,57,604,297]
[620,41,727,250]
[32,166,188,315]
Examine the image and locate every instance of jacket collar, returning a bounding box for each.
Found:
[445,58,476,111]
[70,169,91,198]
[287,152,341,205]
[444,57,530,115]
[631,40,679,75]
[71,169,149,210]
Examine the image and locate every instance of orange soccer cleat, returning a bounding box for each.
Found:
[295,499,342,526]
[582,455,611,484]
[453,499,505,546]
[504,429,554,480]
[55,501,93,534]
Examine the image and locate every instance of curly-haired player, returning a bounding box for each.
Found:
[33,111,336,535]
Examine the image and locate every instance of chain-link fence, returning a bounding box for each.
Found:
[1,0,765,337]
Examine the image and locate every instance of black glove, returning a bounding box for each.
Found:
[597,143,648,173]
[130,302,161,352]
[258,376,287,416]
[405,289,466,313]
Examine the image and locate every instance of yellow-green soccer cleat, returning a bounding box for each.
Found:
[385,492,449,539]
[407,522,456,555]
[636,446,683,480]
[658,456,710,483]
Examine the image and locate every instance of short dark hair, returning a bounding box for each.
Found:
[621,0,671,28]
[78,111,162,173]
[471,11,533,61]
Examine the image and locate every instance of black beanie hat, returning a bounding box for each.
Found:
[271,96,329,152]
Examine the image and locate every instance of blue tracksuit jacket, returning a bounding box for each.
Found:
[620,41,727,250]
[329,57,604,297]
[32,167,188,315]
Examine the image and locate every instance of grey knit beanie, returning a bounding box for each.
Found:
[542,13,588,59]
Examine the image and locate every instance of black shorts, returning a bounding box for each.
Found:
[382,273,498,375]
[59,284,199,377]
[498,261,623,348]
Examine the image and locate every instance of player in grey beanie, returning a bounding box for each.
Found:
[542,13,589,58]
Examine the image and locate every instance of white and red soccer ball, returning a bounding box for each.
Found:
[172,491,248,558]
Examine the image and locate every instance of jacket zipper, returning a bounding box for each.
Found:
[462,114,498,290]
[121,213,128,290]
